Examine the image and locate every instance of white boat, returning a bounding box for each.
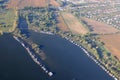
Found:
[48,72,53,77]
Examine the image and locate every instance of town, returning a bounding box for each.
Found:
[58,0,120,29]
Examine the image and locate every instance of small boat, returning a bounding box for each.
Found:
[48,72,53,77]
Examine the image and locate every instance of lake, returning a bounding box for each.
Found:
[0,34,49,80]
[0,32,114,80]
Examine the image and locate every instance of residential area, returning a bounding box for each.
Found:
[58,0,120,29]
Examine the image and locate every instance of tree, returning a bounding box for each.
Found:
[0,30,3,35]
[92,48,99,59]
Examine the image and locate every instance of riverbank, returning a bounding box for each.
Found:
[33,29,54,35]
[64,37,118,80]
[31,30,118,80]
[14,29,118,80]
[13,36,53,77]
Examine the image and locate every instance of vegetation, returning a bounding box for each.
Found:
[1,9,18,32]
[15,6,120,79]
[63,1,120,78]
[0,0,120,79]
[0,0,18,34]
[57,30,120,79]
[0,30,3,35]
[19,7,58,33]
[22,35,46,60]
[13,27,46,60]
[13,7,59,61]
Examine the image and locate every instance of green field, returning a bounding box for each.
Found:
[0,9,17,33]
[0,0,18,33]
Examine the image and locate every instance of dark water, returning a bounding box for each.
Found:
[0,32,114,80]
[29,31,114,80]
[18,16,29,37]
[0,34,49,80]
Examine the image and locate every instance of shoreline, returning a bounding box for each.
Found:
[13,36,53,77]
[33,30,54,35]
[64,37,118,80]
[31,30,118,80]
[13,29,118,80]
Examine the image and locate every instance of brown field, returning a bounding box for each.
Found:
[62,12,88,34]
[57,13,69,31]
[7,0,47,9]
[49,0,60,7]
[100,34,120,60]
[81,18,119,34]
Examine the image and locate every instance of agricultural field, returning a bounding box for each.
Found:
[7,0,47,9]
[61,12,88,35]
[19,7,57,33]
[100,34,120,60]
[81,17,120,59]
[81,18,119,35]
[49,0,60,7]
[57,13,69,31]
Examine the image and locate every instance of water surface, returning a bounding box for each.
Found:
[29,31,114,80]
[0,32,114,80]
[0,34,49,80]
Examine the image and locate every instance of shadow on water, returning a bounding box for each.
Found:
[18,15,30,37]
